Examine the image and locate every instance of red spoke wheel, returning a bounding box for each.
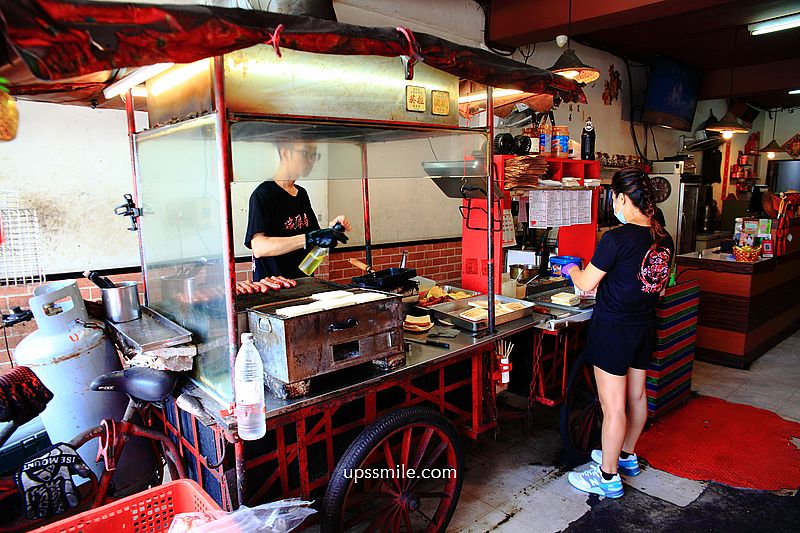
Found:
[560,354,602,463]
[322,407,463,533]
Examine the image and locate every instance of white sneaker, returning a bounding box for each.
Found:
[591,449,641,476]
[567,464,624,498]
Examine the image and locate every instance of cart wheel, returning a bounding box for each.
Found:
[322,407,463,533]
[560,354,602,463]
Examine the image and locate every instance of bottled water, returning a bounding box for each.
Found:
[235,333,266,440]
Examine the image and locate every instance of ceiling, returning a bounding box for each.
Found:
[486,0,800,110]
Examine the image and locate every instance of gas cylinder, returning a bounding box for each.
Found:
[14,281,155,493]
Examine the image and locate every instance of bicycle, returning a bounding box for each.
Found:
[0,308,189,532]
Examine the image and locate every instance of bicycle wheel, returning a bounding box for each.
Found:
[560,354,602,463]
[322,406,463,533]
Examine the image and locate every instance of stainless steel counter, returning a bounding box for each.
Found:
[185,315,542,431]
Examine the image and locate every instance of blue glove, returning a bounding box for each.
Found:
[560,263,580,279]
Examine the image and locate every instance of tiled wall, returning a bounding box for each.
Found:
[1,239,462,375]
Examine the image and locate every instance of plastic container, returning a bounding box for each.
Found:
[552,126,569,158]
[235,333,266,441]
[30,479,220,533]
[101,281,141,322]
[538,124,552,156]
[549,255,583,278]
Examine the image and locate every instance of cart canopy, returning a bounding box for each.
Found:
[0,0,585,106]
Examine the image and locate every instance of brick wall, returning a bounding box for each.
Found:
[1,239,462,375]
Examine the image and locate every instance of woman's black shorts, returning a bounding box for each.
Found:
[583,316,656,376]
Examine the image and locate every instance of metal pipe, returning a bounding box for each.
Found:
[212,55,245,508]
[361,143,373,268]
[124,90,148,304]
[486,86,496,333]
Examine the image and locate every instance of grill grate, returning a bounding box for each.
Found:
[0,199,46,286]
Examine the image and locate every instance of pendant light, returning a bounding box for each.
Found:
[548,0,600,84]
[706,28,748,138]
[759,109,786,159]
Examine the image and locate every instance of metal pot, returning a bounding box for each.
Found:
[509,264,538,283]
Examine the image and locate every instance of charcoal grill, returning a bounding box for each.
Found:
[244,279,405,398]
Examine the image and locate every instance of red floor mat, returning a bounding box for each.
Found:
[637,395,800,491]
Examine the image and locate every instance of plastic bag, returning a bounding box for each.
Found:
[170,499,316,533]
[168,510,228,533]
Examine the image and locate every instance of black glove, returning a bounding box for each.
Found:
[306,223,348,250]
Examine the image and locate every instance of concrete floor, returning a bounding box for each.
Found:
[447,329,800,532]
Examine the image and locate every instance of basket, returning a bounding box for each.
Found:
[31,480,221,533]
[732,245,762,262]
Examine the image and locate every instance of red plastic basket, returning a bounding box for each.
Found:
[31,480,221,533]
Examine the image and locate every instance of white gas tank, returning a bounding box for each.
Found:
[14,281,154,492]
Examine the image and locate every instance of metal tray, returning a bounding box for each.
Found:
[106,305,193,353]
[414,285,480,314]
[526,288,595,311]
[429,294,542,331]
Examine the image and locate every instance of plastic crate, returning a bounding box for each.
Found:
[31,479,221,533]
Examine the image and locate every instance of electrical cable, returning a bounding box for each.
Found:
[473,1,517,56]
[624,58,646,162]
[651,126,660,160]
[519,43,536,64]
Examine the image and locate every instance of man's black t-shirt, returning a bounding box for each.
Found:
[590,224,674,326]
[244,181,320,281]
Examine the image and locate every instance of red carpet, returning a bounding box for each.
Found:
[637,395,800,491]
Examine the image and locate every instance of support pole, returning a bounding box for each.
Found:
[212,56,245,508]
[486,87,496,333]
[124,91,148,304]
[361,144,373,268]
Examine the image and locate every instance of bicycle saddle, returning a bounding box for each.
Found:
[90,367,178,402]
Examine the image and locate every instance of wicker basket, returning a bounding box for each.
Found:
[732,245,762,262]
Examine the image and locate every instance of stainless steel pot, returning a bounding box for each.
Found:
[509,263,538,283]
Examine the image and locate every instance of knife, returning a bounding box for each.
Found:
[405,337,450,349]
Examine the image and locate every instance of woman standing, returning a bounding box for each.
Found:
[562,167,674,498]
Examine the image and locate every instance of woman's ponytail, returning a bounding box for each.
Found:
[612,167,670,249]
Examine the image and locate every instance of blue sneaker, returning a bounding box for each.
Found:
[568,464,624,498]
[591,449,641,477]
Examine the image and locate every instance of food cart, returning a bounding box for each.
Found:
[0,2,590,530]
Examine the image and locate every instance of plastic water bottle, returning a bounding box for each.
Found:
[235,333,266,440]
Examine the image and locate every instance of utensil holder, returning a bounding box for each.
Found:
[101,281,141,323]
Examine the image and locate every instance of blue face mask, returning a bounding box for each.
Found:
[614,194,627,225]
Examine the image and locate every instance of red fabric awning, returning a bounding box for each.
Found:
[0,0,586,106]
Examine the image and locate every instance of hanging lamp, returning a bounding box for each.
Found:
[706,28,748,138]
[548,0,600,84]
[759,109,786,159]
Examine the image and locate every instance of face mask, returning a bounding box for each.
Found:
[614,194,627,225]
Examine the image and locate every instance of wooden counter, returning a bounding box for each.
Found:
[676,248,800,368]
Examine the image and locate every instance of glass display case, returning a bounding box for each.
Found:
[134,49,491,404]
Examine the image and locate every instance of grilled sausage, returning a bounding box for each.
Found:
[271,276,294,289]
[252,281,271,293]
[260,278,283,290]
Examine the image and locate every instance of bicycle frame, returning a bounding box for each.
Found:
[0,398,187,531]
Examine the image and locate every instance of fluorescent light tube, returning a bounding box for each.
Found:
[103,63,174,99]
[748,13,800,35]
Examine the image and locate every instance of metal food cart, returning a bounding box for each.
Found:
[0,3,590,530]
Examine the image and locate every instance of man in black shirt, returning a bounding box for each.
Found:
[245,141,351,280]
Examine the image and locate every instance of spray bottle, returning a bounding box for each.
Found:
[298,222,346,276]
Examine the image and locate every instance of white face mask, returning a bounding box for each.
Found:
[614,194,627,225]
